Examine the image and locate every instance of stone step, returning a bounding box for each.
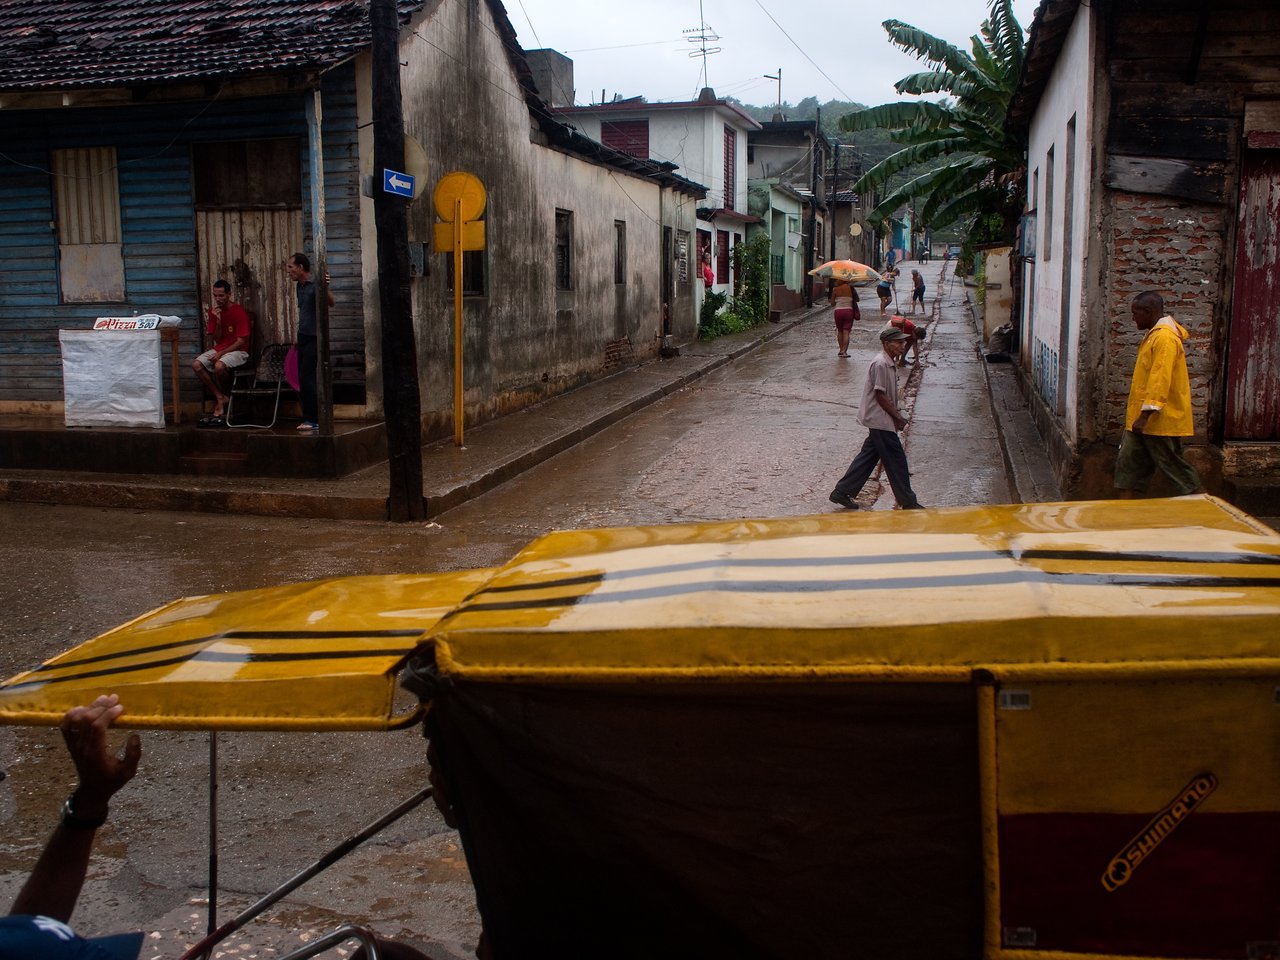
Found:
[1221,476,1280,517]
[178,451,249,477]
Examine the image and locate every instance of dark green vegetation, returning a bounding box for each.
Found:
[699,234,772,340]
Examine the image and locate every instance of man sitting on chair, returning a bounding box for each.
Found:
[192,279,250,425]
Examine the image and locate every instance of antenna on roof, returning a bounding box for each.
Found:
[682,0,720,89]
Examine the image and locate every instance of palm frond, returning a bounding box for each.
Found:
[985,0,1025,70]
[928,187,1012,233]
[893,70,958,97]
[882,20,979,77]
[851,0,1027,245]
[838,100,952,133]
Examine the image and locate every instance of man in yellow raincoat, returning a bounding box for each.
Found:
[1114,291,1201,497]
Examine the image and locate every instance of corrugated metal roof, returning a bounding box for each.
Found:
[0,0,424,91]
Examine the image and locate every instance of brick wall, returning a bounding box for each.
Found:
[1101,192,1227,444]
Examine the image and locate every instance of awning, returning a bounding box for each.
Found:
[428,496,1280,682]
[0,569,493,731]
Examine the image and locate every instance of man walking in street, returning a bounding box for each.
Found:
[1114,291,1201,498]
[829,326,924,511]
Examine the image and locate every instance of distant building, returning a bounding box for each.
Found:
[550,83,761,307]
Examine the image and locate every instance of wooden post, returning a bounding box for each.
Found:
[453,197,465,447]
[304,90,332,438]
[371,0,425,521]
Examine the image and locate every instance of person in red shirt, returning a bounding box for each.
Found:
[887,314,925,366]
[192,279,251,423]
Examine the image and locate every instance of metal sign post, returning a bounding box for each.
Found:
[432,172,486,447]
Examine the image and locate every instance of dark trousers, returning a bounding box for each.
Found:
[297,333,318,423]
[833,428,921,508]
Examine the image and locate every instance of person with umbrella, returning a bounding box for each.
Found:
[828,276,861,358]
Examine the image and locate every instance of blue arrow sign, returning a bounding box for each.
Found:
[383,168,415,198]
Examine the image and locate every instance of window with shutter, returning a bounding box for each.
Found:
[601,120,650,159]
[723,127,737,211]
[52,147,125,302]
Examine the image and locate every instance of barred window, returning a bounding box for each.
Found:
[614,220,627,284]
[555,209,573,289]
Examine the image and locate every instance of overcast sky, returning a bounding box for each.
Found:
[507,0,1041,110]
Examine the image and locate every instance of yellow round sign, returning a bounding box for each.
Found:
[434,171,486,222]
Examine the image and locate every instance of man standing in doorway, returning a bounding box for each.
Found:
[286,253,335,433]
[1114,291,1201,498]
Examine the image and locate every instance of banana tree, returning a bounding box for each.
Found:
[839,0,1026,247]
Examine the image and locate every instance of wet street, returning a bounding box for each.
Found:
[0,273,1013,958]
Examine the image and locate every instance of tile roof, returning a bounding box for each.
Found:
[0,0,424,91]
[0,0,709,197]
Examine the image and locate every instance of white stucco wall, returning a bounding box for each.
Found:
[1024,1,1094,440]
[566,105,751,212]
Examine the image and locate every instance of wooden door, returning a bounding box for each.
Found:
[1226,150,1280,439]
[196,209,303,350]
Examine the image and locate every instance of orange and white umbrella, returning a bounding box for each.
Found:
[808,259,882,284]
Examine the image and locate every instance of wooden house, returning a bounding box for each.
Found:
[0,0,705,475]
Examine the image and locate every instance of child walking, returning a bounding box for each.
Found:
[829,326,924,511]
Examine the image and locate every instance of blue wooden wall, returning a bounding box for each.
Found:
[0,65,363,405]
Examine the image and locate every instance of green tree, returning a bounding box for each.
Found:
[698,234,772,341]
[838,0,1026,246]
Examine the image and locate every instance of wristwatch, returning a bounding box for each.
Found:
[61,792,108,830]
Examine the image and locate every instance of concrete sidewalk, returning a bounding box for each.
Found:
[0,262,1061,520]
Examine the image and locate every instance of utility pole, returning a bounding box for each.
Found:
[371,0,425,521]
[764,68,781,116]
[830,142,839,261]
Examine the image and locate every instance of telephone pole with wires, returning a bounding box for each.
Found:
[764,68,782,116]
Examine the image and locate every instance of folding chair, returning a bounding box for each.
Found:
[225,344,292,429]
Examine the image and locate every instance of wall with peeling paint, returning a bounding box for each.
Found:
[354,0,698,436]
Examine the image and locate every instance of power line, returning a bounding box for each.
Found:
[565,39,681,54]
[750,0,856,103]
[515,0,543,50]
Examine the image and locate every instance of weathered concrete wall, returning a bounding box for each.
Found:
[982,248,1015,339]
[355,0,694,436]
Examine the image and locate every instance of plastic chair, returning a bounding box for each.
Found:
[225,344,292,429]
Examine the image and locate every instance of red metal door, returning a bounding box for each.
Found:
[1226,150,1280,439]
